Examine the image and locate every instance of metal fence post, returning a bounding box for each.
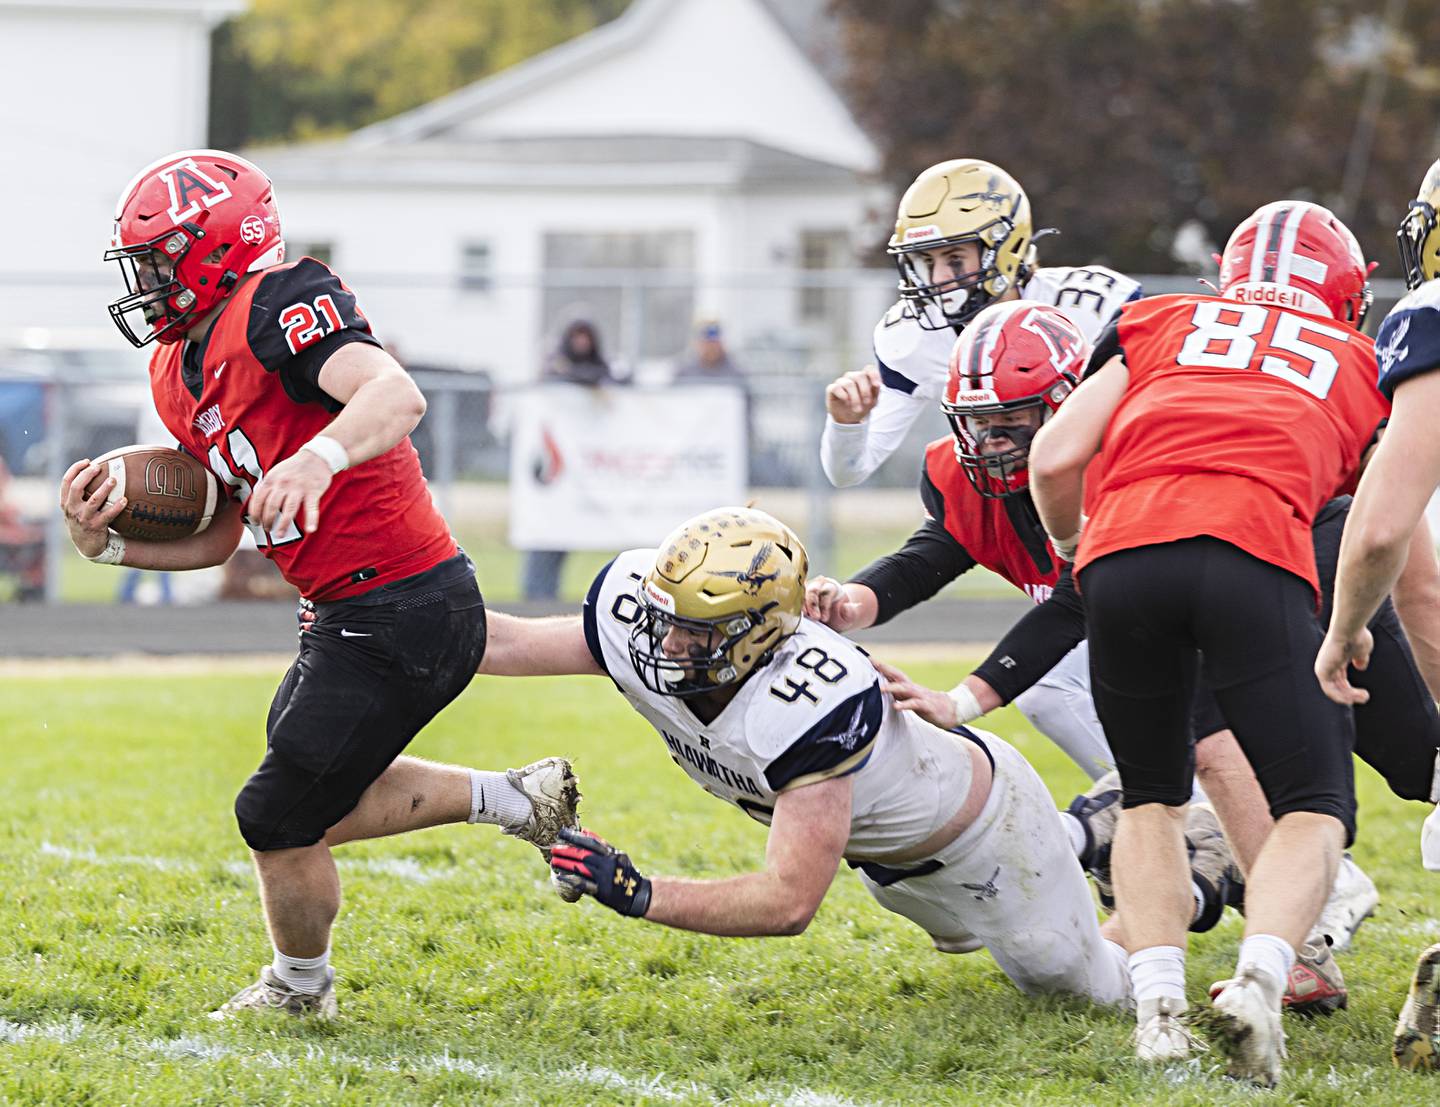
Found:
[804,389,835,572]
[42,379,67,605]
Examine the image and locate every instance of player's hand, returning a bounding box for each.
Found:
[873,659,959,730]
[1315,627,1373,706]
[825,366,882,425]
[250,449,333,536]
[549,827,652,918]
[59,459,127,559]
[805,576,866,632]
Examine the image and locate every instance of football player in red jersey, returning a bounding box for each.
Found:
[1028,201,1388,1083]
[58,150,581,1020]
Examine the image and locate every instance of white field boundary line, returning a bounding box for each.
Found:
[0,1015,877,1107]
[38,843,452,886]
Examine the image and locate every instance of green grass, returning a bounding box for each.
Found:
[2,658,1435,1105]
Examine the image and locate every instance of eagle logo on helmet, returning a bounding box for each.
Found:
[710,542,781,595]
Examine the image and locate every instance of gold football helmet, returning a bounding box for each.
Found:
[888,159,1037,330]
[1399,158,1440,290]
[629,507,808,698]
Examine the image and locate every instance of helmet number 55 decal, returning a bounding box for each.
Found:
[1175,301,1349,400]
[280,294,344,355]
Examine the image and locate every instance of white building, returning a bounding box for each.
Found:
[253,0,893,380]
[0,0,244,345]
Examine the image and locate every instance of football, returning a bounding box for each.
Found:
[83,444,220,542]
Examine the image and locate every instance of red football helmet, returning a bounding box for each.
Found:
[942,300,1088,499]
[1217,200,1371,329]
[105,150,284,346]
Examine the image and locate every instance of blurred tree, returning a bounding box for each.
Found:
[210,0,631,148]
[832,0,1440,277]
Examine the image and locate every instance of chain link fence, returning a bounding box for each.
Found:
[2,272,1416,605]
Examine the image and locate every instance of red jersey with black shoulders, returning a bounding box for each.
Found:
[1076,293,1388,593]
[148,257,456,601]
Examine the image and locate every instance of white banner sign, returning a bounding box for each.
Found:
[509,384,747,551]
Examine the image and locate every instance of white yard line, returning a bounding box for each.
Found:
[0,1015,878,1106]
[38,842,451,885]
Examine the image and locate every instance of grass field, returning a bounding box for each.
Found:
[2,653,1437,1105]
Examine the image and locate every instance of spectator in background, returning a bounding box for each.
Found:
[522,319,616,600]
[672,319,744,383]
[0,456,44,601]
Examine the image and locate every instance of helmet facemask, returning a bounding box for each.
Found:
[628,597,777,698]
[892,220,1016,331]
[1398,198,1439,292]
[944,398,1050,499]
[104,228,203,346]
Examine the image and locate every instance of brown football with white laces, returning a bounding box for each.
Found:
[82,444,220,541]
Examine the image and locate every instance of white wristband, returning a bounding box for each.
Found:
[1047,513,1087,562]
[300,434,350,475]
[947,682,984,725]
[84,531,126,565]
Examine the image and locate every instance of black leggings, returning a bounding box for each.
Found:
[1082,538,1356,842]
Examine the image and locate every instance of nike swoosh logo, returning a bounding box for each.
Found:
[339,629,372,638]
[477,786,486,815]
[214,360,227,379]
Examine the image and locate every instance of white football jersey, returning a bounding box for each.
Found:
[583,549,979,858]
[872,264,1142,402]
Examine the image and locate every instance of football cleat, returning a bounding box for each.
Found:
[1066,770,1122,908]
[1185,803,1243,933]
[1194,968,1286,1087]
[1133,995,1206,1062]
[1315,853,1378,952]
[208,966,337,1021]
[1282,935,1347,1016]
[1394,942,1440,1070]
[502,757,581,851]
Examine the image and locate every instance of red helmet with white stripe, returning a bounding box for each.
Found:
[942,300,1089,499]
[104,149,285,347]
[1217,201,1371,329]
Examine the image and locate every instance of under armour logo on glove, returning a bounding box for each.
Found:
[550,827,652,918]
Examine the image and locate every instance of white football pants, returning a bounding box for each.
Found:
[857,733,1131,1007]
[1012,641,1115,781]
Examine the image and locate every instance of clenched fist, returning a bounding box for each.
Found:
[804,576,873,634]
[825,366,882,425]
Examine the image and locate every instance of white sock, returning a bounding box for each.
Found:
[467,769,532,829]
[1060,811,1088,859]
[1129,945,1187,1007]
[271,946,330,995]
[1237,933,1293,998]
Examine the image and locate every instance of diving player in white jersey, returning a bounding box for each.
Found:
[1318,157,1440,1071]
[820,158,1141,489]
[480,507,1131,1007]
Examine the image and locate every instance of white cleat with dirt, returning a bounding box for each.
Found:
[1196,968,1286,1087]
[503,756,581,851]
[209,966,337,1021]
[1315,853,1378,952]
[1133,996,1205,1062]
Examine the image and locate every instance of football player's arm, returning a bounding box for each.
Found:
[250,343,426,536]
[807,469,975,632]
[1029,356,1129,551]
[640,775,851,936]
[59,459,245,569]
[1322,372,1440,702]
[821,370,931,488]
[477,612,605,677]
[1391,514,1440,700]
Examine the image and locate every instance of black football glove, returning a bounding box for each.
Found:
[549,827,652,918]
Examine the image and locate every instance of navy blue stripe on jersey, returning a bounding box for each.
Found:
[1376,302,1440,399]
[877,358,919,395]
[765,681,883,791]
[582,557,618,677]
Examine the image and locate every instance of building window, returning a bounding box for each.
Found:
[540,231,696,364]
[289,240,334,265]
[460,241,493,292]
[798,229,852,328]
